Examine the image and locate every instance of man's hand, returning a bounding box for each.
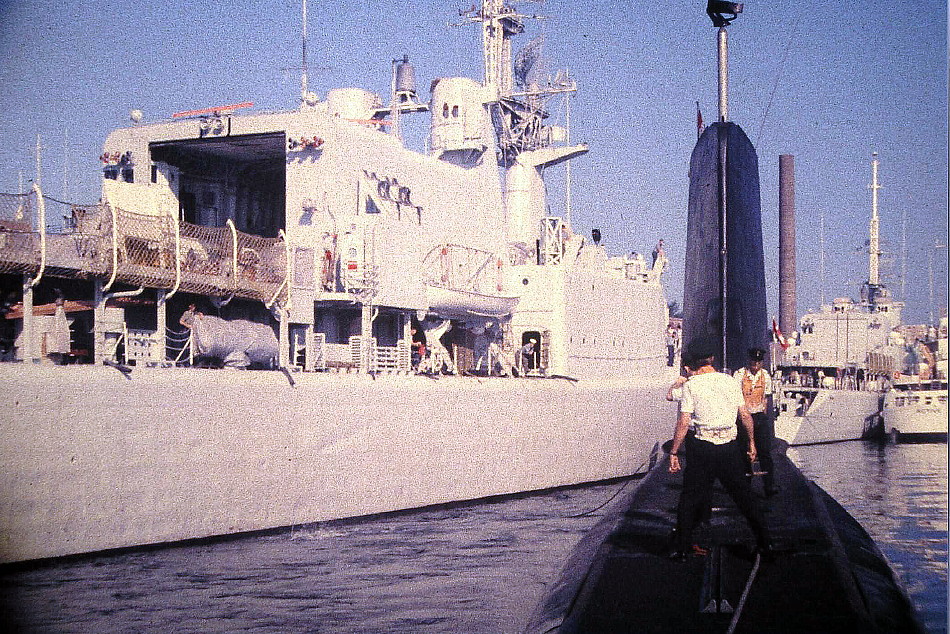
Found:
[669,454,681,473]
[747,446,757,463]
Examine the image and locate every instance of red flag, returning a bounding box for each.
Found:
[772,318,790,350]
[696,101,705,139]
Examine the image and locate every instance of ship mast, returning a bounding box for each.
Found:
[480,0,521,101]
[459,0,588,248]
[868,152,882,288]
[461,0,579,166]
[300,0,309,104]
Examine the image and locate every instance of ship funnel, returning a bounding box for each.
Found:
[778,154,797,336]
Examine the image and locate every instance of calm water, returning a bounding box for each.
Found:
[1,442,946,633]
[790,442,948,634]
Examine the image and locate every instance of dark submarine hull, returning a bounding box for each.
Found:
[523,447,925,633]
[523,120,922,633]
[682,121,768,370]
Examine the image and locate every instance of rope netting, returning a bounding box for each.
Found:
[0,192,39,274]
[0,193,287,303]
[236,230,286,300]
[61,202,110,274]
[112,206,177,289]
[179,221,234,296]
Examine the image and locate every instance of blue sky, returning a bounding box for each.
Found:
[0,0,946,325]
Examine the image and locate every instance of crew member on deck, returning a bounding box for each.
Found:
[47,295,71,364]
[666,325,678,366]
[180,303,202,329]
[652,238,666,267]
[519,338,536,374]
[668,341,771,560]
[734,347,778,496]
[410,328,426,370]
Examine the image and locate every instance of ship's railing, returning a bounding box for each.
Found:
[309,335,409,373]
[0,194,288,303]
[779,369,891,392]
[319,337,362,370]
[0,191,39,275]
[375,340,411,372]
[124,327,160,365]
[422,243,505,295]
[166,327,193,366]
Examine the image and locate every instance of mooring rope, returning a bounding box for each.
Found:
[567,458,650,518]
[726,551,762,634]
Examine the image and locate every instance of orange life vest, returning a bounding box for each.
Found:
[740,370,767,411]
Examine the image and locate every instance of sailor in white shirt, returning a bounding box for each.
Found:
[668,341,771,560]
[734,347,778,495]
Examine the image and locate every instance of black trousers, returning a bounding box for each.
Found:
[675,435,769,550]
[738,411,776,489]
[753,411,775,489]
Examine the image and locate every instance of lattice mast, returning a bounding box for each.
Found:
[461,0,578,166]
[480,0,520,99]
[868,152,882,288]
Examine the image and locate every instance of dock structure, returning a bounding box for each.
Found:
[526,443,923,633]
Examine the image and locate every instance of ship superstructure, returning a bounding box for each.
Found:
[775,153,907,444]
[0,1,675,563]
[882,316,948,442]
[2,0,665,380]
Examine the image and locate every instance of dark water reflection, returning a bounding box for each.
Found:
[0,484,616,633]
[1,443,946,633]
[790,442,948,634]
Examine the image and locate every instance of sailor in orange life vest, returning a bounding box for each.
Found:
[734,347,779,496]
[668,341,771,560]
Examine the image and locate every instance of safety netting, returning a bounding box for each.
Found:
[0,192,287,303]
[111,206,177,289]
[0,192,39,274]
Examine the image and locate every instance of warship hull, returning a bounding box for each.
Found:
[774,387,882,445]
[0,363,675,564]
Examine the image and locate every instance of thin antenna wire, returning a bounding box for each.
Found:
[565,87,572,229]
[301,0,308,102]
[35,135,42,189]
[900,208,907,300]
[63,126,69,202]
[755,12,803,146]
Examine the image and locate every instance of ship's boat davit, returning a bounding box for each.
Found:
[682,121,768,370]
[421,243,520,318]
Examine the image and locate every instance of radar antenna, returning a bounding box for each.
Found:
[458,0,579,166]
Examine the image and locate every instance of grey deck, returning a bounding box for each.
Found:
[526,442,923,633]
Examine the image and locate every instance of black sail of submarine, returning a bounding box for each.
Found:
[682,121,767,371]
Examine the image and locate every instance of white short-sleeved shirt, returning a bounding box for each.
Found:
[680,371,744,444]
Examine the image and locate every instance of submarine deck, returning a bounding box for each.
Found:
[526,443,923,633]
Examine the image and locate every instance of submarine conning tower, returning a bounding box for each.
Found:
[682,1,768,372]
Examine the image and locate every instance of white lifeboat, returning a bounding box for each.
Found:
[421,244,519,317]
